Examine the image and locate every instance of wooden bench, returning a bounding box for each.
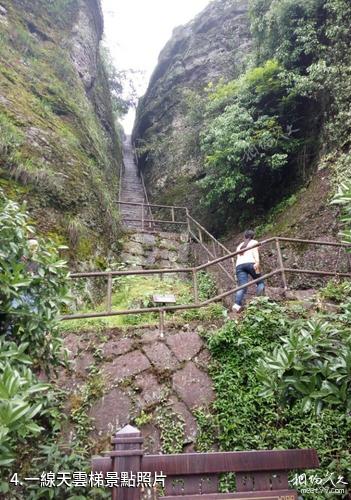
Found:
[92,425,319,499]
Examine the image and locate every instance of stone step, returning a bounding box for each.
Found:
[120,136,147,229]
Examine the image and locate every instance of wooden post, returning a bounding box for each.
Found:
[275,238,288,292]
[212,240,217,258]
[192,270,199,304]
[141,204,144,232]
[171,207,175,222]
[107,273,112,313]
[111,425,143,500]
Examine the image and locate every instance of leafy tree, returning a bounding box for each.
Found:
[199,60,308,228]
[100,46,138,118]
[249,0,327,70]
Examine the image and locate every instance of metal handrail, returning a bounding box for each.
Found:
[62,237,351,325]
[116,200,188,211]
[188,227,236,284]
[140,171,154,229]
[133,144,155,229]
[118,163,124,203]
[187,214,231,255]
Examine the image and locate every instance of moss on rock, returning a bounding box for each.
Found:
[0,0,123,264]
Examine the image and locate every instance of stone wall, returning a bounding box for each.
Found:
[121,230,190,269]
[60,325,215,453]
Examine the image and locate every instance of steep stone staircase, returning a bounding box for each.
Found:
[119,135,146,229]
[119,136,190,269]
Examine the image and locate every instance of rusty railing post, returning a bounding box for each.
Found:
[107,273,112,313]
[192,269,199,304]
[231,256,236,277]
[212,240,217,258]
[159,308,165,338]
[198,227,203,244]
[111,425,143,500]
[186,209,191,241]
[275,238,288,292]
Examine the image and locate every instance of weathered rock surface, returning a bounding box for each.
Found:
[134,372,166,407]
[102,338,134,360]
[143,342,179,371]
[0,0,122,262]
[60,325,215,454]
[172,362,215,409]
[166,331,203,362]
[89,388,132,435]
[133,0,251,221]
[71,0,103,92]
[103,350,151,382]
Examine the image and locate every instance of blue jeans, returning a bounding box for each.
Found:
[235,263,265,306]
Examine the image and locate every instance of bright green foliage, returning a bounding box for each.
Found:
[156,406,185,454]
[197,271,218,301]
[0,192,70,369]
[190,0,351,232]
[62,274,225,332]
[0,364,46,467]
[249,0,351,208]
[193,408,218,452]
[199,60,309,227]
[332,180,351,244]
[257,320,351,412]
[0,191,108,498]
[0,192,68,485]
[26,443,109,499]
[249,0,326,70]
[134,410,153,427]
[205,298,351,499]
[320,279,351,303]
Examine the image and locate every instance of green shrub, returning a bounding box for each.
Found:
[0,192,67,487]
[204,297,351,499]
[320,279,351,303]
[332,180,351,244]
[0,192,70,370]
[197,271,218,300]
[0,190,109,498]
[256,320,351,412]
[199,60,307,227]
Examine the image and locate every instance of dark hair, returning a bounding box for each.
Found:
[244,230,255,240]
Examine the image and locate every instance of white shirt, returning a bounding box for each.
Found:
[236,239,260,266]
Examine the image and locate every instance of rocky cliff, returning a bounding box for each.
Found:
[0,0,121,263]
[133,0,251,220]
